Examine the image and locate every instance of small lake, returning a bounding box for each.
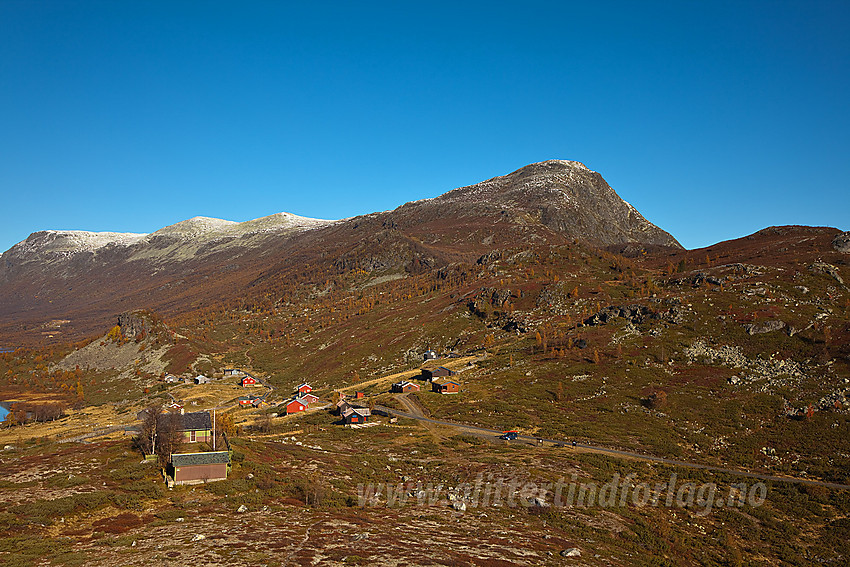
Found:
[0,402,10,423]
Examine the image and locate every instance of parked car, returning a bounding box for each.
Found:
[500,430,519,441]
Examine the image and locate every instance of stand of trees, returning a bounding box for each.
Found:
[134,406,184,466]
[3,402,66,426]
[155,412,184,466]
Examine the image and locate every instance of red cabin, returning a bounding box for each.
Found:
[286,399,307,414]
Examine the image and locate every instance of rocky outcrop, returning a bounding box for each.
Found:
[466,287,528,333]
[744,320,786,335]
[584,301,683,326]
[684,341,805,391]
[117,310,164,341]
[690,272,724,287]
[818,386,850,411]
[810,261,845,285]
[833,231,850,253]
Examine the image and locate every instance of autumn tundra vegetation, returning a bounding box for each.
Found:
[0,162,849,565]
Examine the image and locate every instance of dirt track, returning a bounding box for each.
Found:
[375,404,850,491]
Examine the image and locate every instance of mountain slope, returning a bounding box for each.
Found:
[0,160,679,345]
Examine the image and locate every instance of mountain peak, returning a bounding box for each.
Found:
[416,160,681,248]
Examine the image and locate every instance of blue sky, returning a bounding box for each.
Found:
[1,1,847,252]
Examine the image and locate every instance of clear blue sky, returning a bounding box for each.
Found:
[1,1,848,252]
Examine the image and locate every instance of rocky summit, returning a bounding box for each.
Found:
[403,160,681,248]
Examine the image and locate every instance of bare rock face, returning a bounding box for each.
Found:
[117,310,161,340]
[833,231,850,253]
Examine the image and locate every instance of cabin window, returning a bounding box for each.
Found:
[190,431,196,442]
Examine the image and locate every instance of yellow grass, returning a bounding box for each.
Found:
[0,378,269,446]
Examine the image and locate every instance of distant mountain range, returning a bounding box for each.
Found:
[0,160,695,343]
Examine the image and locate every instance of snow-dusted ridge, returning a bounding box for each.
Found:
[148,213,334,240]
[16,230,149,255]
[2,212,337,260]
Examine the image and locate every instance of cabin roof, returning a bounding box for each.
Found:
[343,407,371,418]
[157,411,211,431]
[171,451,230,467]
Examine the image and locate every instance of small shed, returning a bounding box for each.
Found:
[170,451,230,485]
[343,407,371,425]
[432,380,460,394]
[223,369,243,377]
[422,367,454,381]
[238,395,259,406]
[423,350,439,361]
[195,375,211,384]
[164,374,180,383]
[286,398,307,415]
[297,383,313,395]
[241,376,258,387]
[355,391,365,399]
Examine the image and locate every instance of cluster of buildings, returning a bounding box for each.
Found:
[163,368,254,386]
[233,369,271,408]
[164,373,212,385]
[144,351,467,486]
[282,383,319,414]
[239,378,320,415]
[392,365,460,394]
